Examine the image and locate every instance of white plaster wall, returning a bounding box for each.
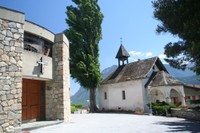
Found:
[22,50,52,80]
[99,64,163,113]
[0,7,24,23]
[98,85,109,110]
[24,21,55,43]
[99,80,145,112]
[184,87,200,96]
[149,86,166,102]
[149,85,185,104]
[170,86,185,97]
[141,65,159,112]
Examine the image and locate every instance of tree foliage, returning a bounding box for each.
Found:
[152,0,200,75]
[65,0,103,112]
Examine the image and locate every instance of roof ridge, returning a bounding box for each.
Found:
[125,56,158,65]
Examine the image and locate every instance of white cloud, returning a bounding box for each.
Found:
[128,51,153,61]
[129,51,143,56]
[128,51,169,64]
[162,61,169,64]
[158,54,168,64]
[145,52,153,57]
[159,54,166,59]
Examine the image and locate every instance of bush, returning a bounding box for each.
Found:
[74,104,84,109]
[147,101,177,116]
[71,106,76,113]
[190,99,200,104]
[71,104,84,113]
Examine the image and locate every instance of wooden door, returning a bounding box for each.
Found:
[22,79,45,121]
[173,97,179,105]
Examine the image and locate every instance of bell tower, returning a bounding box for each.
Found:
[115,44,130,66]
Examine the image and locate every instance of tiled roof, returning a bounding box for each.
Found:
[101,57,166,84]
[115,44,130,58]
[149,71,183,87]
[184,84,200,89]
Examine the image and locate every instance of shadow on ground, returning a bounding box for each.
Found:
[155,119,200,132]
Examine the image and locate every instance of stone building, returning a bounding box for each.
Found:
[0,7,71,132]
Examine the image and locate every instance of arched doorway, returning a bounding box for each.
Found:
[150,89,164,102]
[170,89,181,105]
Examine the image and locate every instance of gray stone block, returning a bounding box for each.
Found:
[0,61,7,67]
[8,22,16,28]
[6,30,13,37]
[8,111,16,119]
[9,64,18,72]
[0,126,3,133]
[0,34,5,40]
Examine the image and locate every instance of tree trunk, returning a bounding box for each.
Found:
[89,88,97,113]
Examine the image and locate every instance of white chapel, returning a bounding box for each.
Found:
[98,44,199,113]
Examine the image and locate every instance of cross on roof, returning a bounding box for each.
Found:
[120,37,123,44]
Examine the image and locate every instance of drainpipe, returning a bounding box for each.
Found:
[148,87,153,115]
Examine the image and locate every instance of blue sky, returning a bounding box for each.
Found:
[0,0,179,95]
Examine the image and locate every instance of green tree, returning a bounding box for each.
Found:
[152,0,200,74]
[65,0,103,112]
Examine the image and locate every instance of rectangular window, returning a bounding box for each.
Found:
[122,90,126,100]
[104,92,107,100]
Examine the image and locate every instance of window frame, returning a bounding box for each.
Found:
[104,92,107,100]
[122,90,126,100]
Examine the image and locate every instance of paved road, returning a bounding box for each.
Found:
[31,113,200,133]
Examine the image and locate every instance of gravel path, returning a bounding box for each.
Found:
[31,113,200,133]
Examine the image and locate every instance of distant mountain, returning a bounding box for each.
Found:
[70,65,117,106]
[164,64,196,77]
[101,65,118,79]
[164,64,200,85]
[176,76,200,85]
[70,86,89,106]
[71,64,200,106]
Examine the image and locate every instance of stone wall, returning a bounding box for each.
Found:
[0,18,24,132]
[0,7,71,133]
[46,34,71,122]
[171,108,200,121]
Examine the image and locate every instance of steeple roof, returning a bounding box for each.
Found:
[115,44,130,58]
